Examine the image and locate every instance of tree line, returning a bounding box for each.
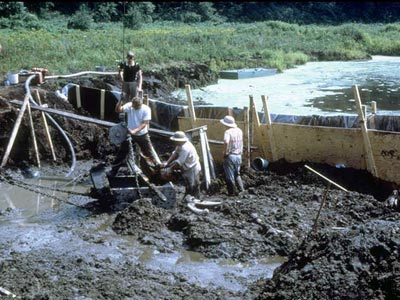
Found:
[0,2,400,30]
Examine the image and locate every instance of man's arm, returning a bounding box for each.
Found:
[115,100,124,113]
[128,120,148,135]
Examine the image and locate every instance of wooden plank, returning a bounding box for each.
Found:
[249,95,255,145]
[143,94,149,106]
[203,129,216,180]
[352,85,378,177]
[185,84,196,128]
[100,89,105,120]
[34,89,56,161]
[261,95,277,161]
[27,100,41,168]
[199,128,211,190]
[1,95,30,168]
[76,85,81,108]
[304,165,348,191]
[243,106,250,168]
[10,99,176,137]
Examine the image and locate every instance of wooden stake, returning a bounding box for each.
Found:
[27,100,41,168]
[143,93,149,106]
[261,95,277,161]
[249,95,255,145]
[100,89,105,120]
[312,183,331,232]
[185,84,196,128]
[371,101,377,114]
[76,85,81,108]
[199,127,211,190]
[35,89,56,161]
[352,85,378,177]
[1,94,30,168]
[243,106,250,168]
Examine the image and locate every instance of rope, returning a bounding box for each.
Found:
[0,170,88,208]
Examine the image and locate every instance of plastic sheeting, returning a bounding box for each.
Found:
[63,83,400,133]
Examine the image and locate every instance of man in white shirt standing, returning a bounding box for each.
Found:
[108,96,161,176]
[162,131,201,199]
[220,115,245,196]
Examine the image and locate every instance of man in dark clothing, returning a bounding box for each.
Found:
[119,51,142,103]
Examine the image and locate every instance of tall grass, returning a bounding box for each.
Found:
[1,21,400,76]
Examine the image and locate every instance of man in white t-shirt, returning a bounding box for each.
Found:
[220,115,244,196]
[162,131,201,199]
[108,96,161,176]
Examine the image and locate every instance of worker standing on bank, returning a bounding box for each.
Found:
[108,96,161,177]
[162,131,201,200]
[119,50,142,103]
[220,115,245,196]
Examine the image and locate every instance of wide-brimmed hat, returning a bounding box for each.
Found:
[220,115,237,128]
[170,131,188,142]
[126,51,134,58]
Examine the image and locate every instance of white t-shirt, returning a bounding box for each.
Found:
[122,103,151,136]
[172,141,201,171]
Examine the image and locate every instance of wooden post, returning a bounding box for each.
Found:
[1,94,30,168]
[143,94,149,106]
[352,85,378,177]
[185,84,196,128]
[261,95,277,162]
[27,100,41,168]
[35,89,56,161]
[199,127,211,190]
[100,89,105,120]
[371,101,377,114]
[76,85,81,108]
[362,104,367,119]
[243,106,250,168]
[249,95,255,145]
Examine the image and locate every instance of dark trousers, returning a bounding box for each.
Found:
[111,134,160,172]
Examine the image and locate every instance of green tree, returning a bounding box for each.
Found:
[67,3,93,31]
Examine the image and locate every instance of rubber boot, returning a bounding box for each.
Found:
[226,181,236,196]
[235,176,245,193]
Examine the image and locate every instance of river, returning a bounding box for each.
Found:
[173,55,400,116]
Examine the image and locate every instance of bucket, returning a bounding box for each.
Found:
[252,157,269,171]
[96,66,106,72]
[7,73,18,84]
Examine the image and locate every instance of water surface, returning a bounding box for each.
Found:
[173,56,400,116]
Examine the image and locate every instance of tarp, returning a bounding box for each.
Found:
[63,84,400,133]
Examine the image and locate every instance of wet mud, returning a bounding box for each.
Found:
[0,70,399,299]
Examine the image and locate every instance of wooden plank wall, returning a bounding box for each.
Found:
[178,116,400,185]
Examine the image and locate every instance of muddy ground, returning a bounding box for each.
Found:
[0,68,399,300]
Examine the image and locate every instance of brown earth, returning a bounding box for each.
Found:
[0,66,399,300]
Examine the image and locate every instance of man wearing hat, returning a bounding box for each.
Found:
[162,131,201,199]
[119,50,142,103]
[220,115,245,196]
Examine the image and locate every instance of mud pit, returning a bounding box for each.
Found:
[0,72,399,299]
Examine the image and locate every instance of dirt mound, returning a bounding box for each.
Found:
[255,220,400,300]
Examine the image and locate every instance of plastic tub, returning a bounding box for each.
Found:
[7,73,18,84]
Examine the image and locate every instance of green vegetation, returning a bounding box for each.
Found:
[2,20,400,76]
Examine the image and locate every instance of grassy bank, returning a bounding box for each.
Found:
[1,20,400,76]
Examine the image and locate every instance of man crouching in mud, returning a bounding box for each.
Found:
[108,96,161,177]
[161,131,201,200]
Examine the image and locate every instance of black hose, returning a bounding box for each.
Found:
[24,74,76,177]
